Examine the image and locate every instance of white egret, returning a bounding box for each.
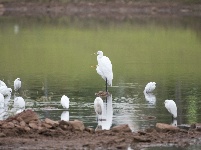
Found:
[96,65,104,80]
[61,111,69,121]
[96,51,113,92]
[61,95,70,109]
[0,93,4,108]
[4,94,11,112]
[14,78,21,91]
[0,86,12,96]
[144,82,156,93]
[14,97,25,109]
[164,100,177,119]
[0,80,6,87]
[94,97,104,116]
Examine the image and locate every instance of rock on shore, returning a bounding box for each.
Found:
[0,110,201,149]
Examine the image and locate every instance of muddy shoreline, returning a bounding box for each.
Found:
[0,110,201,149]
[1,1,201,18]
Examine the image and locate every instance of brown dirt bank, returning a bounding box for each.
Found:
[0,110,201,149]
[1,1,201,18]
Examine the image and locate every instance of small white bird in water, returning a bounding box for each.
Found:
[164,100,177,119]
[144,82,156,93]
[0,86,12,96]
[61,95,70,109]
[96,51,113,92]
[14,78,21,91]
[94,97,104,116]
[0,93,4,108]
[14,97,25,109]
[0,80,6,87]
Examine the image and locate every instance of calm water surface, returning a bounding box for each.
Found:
[0,15,201,134]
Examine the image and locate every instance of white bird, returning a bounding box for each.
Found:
[61,111,69,121]
[164,100,177,119]
[96,65,104,80]
[94,97,104,116]
[0,93,4,108]
[14,78,21,91]
[0,86,12,96]
[61,95,70,109]
[0,80,6,87]
[144,82,156,93]
[14,97,25,109]
[96,51,113,92]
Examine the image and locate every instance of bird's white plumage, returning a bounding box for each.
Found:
[96,65,104,80]
[14,97,25,109]
[0,93,4,108]
[61,95,70,109]
[0,86,12,96]
[0,80,6,87]
[164,100,177,118]
[96,51,113,86]
[94,97,104,115]
[14,78,21,91]
[4,94,11,107]
[144,82,156,93]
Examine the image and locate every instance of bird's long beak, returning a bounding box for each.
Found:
[91,53,97,55]
[91,65,96,68]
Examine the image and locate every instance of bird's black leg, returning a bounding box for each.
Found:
[171,115,174,122]
[106,78,108,92]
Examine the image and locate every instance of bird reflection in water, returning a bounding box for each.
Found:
[95,94,113,131]
[144,92,156,105]
[61,111,69,122]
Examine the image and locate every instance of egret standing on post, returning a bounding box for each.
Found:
[96,51,113,92]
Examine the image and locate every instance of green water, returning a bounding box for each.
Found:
[0,16,201,132]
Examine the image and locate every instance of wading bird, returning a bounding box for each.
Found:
[61,95,70,109]
[0,93,4,108]
[96,51,113,92]
[94,97,104,117]
[14,97,25,109]
[14,78,21,91]
[0,80,6,87]
[164,100,177,119]
[0,86,12,96]
[144,82,156,93]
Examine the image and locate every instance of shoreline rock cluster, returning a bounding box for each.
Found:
[0,110,201,149]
